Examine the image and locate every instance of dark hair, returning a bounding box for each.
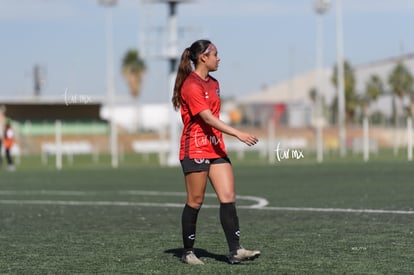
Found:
[4,121,11,139]
[172,39,212,110]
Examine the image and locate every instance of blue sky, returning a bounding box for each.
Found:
[1,0,414,103]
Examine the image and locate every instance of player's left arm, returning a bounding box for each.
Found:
[198,109,258,146]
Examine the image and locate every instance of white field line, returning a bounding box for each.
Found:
[0,190,413,215]
[254,206,414,215]
[119,191,268,208]
[0,190,97,196]
[0,200,185,208]
[0,190,268,209]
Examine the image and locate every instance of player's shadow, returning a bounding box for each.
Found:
[164,248,228,263]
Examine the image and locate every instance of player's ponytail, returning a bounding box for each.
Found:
[172,39,212,110]
[172,48,192,110]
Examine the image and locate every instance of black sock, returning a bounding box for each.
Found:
[181,204,200,251]
[220,202,240,252]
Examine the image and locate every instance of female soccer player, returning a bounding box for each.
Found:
[172,39,260,265]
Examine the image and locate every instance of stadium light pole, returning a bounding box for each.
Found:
[153,0,194,166]
[314,0,330,163]
[336,0,346,157]
[166,0,180,167]
[99,0,119,168]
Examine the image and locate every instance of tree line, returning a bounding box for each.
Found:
[122,47,414,129]
[326,59,414,125]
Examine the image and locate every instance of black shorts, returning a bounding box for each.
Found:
[180,156,231,174]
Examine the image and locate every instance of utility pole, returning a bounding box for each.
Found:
[314,0,330,163]
[98,0,118,168]
[336,0,346,157]
[153,0,195,166]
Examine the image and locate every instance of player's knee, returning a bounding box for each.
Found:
[220,192,235,203]
[187,195,204,208]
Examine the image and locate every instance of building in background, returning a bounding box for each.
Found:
[237,53,414,128]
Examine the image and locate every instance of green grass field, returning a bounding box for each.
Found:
[1,154,414,274]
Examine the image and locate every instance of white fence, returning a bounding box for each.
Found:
[130,137,308,164]
[41,141,98,165]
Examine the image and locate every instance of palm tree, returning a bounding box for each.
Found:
[122,49,146,98]
[388,62,413,117]
[309,87,317,102]
[363,74,384,118]
[331,60,358,123]
[309,87,326,119]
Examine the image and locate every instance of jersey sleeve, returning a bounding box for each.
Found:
[181,82,209,117]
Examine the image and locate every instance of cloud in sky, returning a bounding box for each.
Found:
[182,0,414,19]
[2,0,414,22]
[0,0,78,20]
[188,0,306,18]
[344,0,414,14]
[1,0,413,102]
[183,0,414,18]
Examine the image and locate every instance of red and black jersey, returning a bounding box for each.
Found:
[179,71,227,160]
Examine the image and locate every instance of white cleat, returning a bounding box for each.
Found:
[228,247,261,264]
[181,250,205,265]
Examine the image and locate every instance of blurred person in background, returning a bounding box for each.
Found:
[0,106,5,169]
[0,126,2,169]
[3,121,15,171]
